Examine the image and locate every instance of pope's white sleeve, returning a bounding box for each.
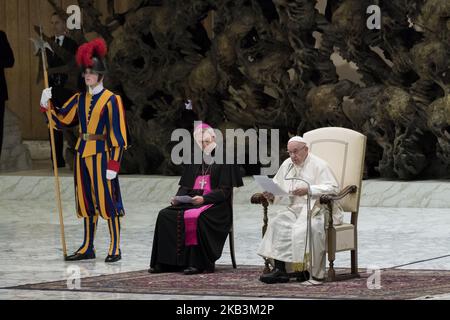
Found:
[309,166,340,197]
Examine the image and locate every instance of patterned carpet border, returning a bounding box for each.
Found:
[7,266,450,300]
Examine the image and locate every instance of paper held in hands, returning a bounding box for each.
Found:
[253,176,289,196]
[174,196,194,204]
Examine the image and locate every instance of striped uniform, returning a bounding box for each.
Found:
[49,88,127,256]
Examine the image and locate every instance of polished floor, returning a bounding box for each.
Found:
[1,173,450,299]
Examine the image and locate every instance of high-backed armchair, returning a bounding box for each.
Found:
[251,127,367,281]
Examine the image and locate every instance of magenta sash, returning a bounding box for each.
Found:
[184,175,213,246]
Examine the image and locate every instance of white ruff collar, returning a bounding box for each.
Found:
[89,83,104,96]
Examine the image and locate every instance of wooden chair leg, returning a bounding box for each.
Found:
[229,230,237,269]
[327,256,336,281]
[326,204,336,282]
[351,249,358,275]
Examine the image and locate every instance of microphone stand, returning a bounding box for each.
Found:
[284,163,314,282]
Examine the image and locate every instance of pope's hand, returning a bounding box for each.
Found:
[40,87,52,109]
[292,188,308,197]
[263,192,275,203]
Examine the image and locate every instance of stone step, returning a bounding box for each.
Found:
[0,108,32,172]
[0,174,449,208]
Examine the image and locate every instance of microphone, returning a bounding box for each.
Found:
[284,161,311,197]
[284,162,294,181]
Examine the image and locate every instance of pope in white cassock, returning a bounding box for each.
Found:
[258,136,343,284]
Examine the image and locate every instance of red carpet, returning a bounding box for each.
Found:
[9,266,450,299]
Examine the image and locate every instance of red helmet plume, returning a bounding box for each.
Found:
[76,38,108,73]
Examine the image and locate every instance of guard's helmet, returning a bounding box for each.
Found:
[76,38,108,74]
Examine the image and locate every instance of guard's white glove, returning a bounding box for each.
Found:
[106,170,118,181]
[40,87,53,109]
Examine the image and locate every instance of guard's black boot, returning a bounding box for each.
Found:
[259,260,289,284]
[65,251,96,261]
[106,216,121,263]
[68,216,98,262]
[105,250,121,263]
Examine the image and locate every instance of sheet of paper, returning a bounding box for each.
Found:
[174,196,194,204]
[253,175,289,196]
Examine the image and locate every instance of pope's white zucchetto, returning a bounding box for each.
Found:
[288,136,309,147]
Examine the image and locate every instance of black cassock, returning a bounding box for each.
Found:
[150,162,243,271]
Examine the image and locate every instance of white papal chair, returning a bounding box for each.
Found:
[252,127,367,282]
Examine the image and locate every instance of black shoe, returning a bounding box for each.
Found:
[105,250,121,263]
[296,271,311,283]
[205,266,215,274]
[65,251,96,261]
[259,268,290,284]
[183,267,203,275]
[148,264,164,274]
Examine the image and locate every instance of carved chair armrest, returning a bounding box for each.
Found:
[251,193,269,207]
[320,185,357,205]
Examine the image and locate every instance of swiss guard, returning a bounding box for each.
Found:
[40,38,128,263]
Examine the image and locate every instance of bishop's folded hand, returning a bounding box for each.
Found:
[192,196,205,206]
[170,197,180,206]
